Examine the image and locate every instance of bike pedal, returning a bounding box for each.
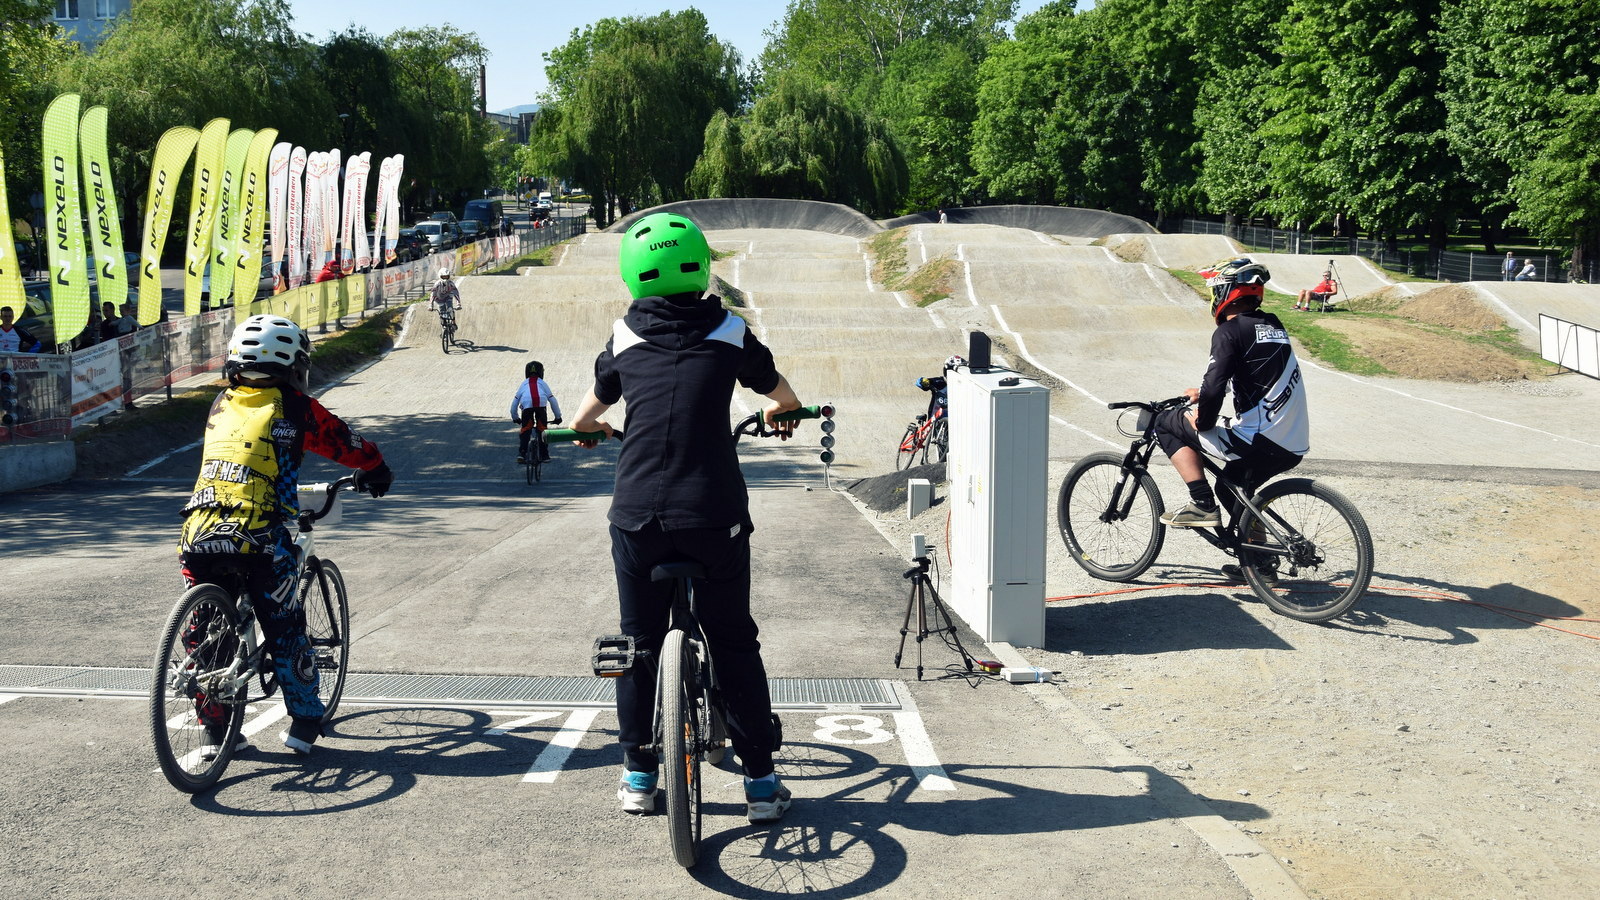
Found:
[591,634,635,677]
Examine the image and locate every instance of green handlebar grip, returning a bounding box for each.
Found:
[772,404,829,423]
[544,428,610,443]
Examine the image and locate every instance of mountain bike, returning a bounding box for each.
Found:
[563,404,830,868]
[1057,397,1373,623]
[150,476,365,793]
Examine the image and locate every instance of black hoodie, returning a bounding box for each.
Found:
[592,293,781,531]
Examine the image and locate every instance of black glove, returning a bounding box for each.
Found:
[353,462,393,498]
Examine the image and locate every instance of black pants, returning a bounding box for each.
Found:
[1154,408,1302,518]
[518,407,548,459]
[611,518,776,779]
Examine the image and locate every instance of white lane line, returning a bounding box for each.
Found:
[1035,232,1053,245]
[890,683,955,792]
[892,290,910,308]
[1466,283,1538,332]
[0,694,18,706]
[522,708,600,783]
[732,258,741,289]
[918,229,928,264]
[926,308,947,329]
[863,254,876,292]
[488,710,562,736]
[1145,240,1169,269]
[555,244,570,267]
[990,305,1107,406]
[1053,414,1121,449]
[1141,264,1189,307]
[1300,357,1600,450]
[961,246,979,306]
[128,439,203,476]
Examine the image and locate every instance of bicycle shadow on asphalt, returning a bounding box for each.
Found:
[689,740,1268,897]
[1321,570,1582,645]
[1045,567,1297,656]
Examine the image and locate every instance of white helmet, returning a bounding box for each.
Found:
[226,314,309,383]
[438,268,451,280]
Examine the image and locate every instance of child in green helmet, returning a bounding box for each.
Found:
[570,211,803,824]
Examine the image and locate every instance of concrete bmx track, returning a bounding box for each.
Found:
[6,201,1600,898]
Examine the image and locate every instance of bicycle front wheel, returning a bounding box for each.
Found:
[1237,478,1373,623]
[659,629,702,868]
[1058,452,1166,582]
[896,424,919,470]
[300,558,352,722]
[150,584,246,793]
[440,324,451,353]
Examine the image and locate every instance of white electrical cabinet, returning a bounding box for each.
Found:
[947,368,1049,647]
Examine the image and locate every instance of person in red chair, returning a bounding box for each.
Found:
[1295,267,1339,311]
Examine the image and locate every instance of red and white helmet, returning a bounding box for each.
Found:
[1198,257,1270,324]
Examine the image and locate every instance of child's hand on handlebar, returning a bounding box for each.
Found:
[574,420,613,449]
[763,401,801,441]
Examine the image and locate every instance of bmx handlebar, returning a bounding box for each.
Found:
[544,428,624,444]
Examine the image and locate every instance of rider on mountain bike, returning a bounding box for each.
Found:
[1155,257,1309,576]
[509,359,562,464]
[178,315,393,758]
[429,268,461,322]
[570,212,802,824]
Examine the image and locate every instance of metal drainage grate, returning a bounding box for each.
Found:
[0,666,899,710]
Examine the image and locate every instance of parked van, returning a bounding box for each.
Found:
[537,191,553,209]
[463,198,504,229]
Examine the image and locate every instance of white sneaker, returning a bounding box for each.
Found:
[618,770,657,814]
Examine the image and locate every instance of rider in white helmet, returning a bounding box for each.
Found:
[429,268,461,322]
[179,314,392,758]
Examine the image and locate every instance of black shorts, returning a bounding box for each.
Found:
[1153,408,1302,497]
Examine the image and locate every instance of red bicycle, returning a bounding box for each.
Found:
[896,376,948,470]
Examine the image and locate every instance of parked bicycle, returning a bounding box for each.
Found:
[897,376,948,470]
[149,476,363,792]
[560,404,829,868]
[1057,397,1373,622]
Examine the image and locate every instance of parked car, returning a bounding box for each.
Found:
[459,220,485,241]
[428,211,459,225]
[201,259,277,304]
[395,229,428,262]
[413,221,456,252]
[463,198,503,230]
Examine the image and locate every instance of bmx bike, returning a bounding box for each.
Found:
[1056,397,1373,623]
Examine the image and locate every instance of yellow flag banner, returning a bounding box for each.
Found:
[208,128,255,308]
[42,93,89,348]
[0,144,25,318]
[183,117,229,316]
[79,105,128,318]
[233,128,278,324]
[137,126,199,326]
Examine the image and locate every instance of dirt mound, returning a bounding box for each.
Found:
[1315,317,1542,382]
[1393,284,1507,332]
[846,462,946,513]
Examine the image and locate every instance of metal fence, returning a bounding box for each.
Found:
[1174,218,1596,284]
[0,216,587,442]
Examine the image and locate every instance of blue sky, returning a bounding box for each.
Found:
[286,0,1063,112]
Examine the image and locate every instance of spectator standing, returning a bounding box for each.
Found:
[116,303,138,336]
[937,209,949,224]
[99,301,123,343]
[1516,259,1537,282]
[0,306,42,353]
[1502,251,1516,281]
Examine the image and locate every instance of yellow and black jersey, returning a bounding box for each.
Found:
[179,384,383,554]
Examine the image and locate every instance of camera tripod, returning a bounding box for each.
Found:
[893,550,977,681]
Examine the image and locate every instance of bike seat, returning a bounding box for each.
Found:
[651,560,705,582]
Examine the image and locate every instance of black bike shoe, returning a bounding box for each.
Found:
[1221,563,1279,586]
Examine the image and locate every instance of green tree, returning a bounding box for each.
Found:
[382,25,495,214]
[1187,0,1288,222]
[1,1,75,230]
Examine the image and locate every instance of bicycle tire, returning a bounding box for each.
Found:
[524,452,535,484]
[659,629,702,868]
[440,323,450,353]
[1237,478,1372,622]
[896,423,919,471]
[1058,452,1166,582]
[929,418,949,464]
[301,558,352,722]
[150,584,247,793]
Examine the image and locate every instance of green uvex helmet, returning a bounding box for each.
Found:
[619,212,711,299]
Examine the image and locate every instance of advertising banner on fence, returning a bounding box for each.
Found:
[79,105,128,319]
[137,126,199,326]
[385,154,403,265]
[184,117,230,316]
[0,352,72,439]
[70,338,123,425]
[268,141,290,293]
[233,129,278,320]
[322,149,340,273]
[371,155,393,266]
[339,152,361,273]
[350,152,372,272]
[304,152,325,276]
[0,144,24,316]
[287,146,307,289]
[207,128,255,308]
[42,93,89,348]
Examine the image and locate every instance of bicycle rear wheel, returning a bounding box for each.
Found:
[300,558,352,722]
[1058,452,1166,581]
[895,423,919,470]
[659,629,702,868]
[1237,478,1373,622]
[929,418,949,464]
[150,584,247,793]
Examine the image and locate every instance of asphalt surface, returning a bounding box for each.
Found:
[7,200,1600,897]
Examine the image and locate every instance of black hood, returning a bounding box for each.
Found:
[623,293,728,352]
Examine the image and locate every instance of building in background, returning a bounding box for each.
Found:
[51,0,134,51]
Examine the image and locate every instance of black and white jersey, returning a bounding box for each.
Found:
[1195,311,1310,456]
[593,294,781,531]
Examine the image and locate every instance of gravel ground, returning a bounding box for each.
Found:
[850,460,1600,899]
